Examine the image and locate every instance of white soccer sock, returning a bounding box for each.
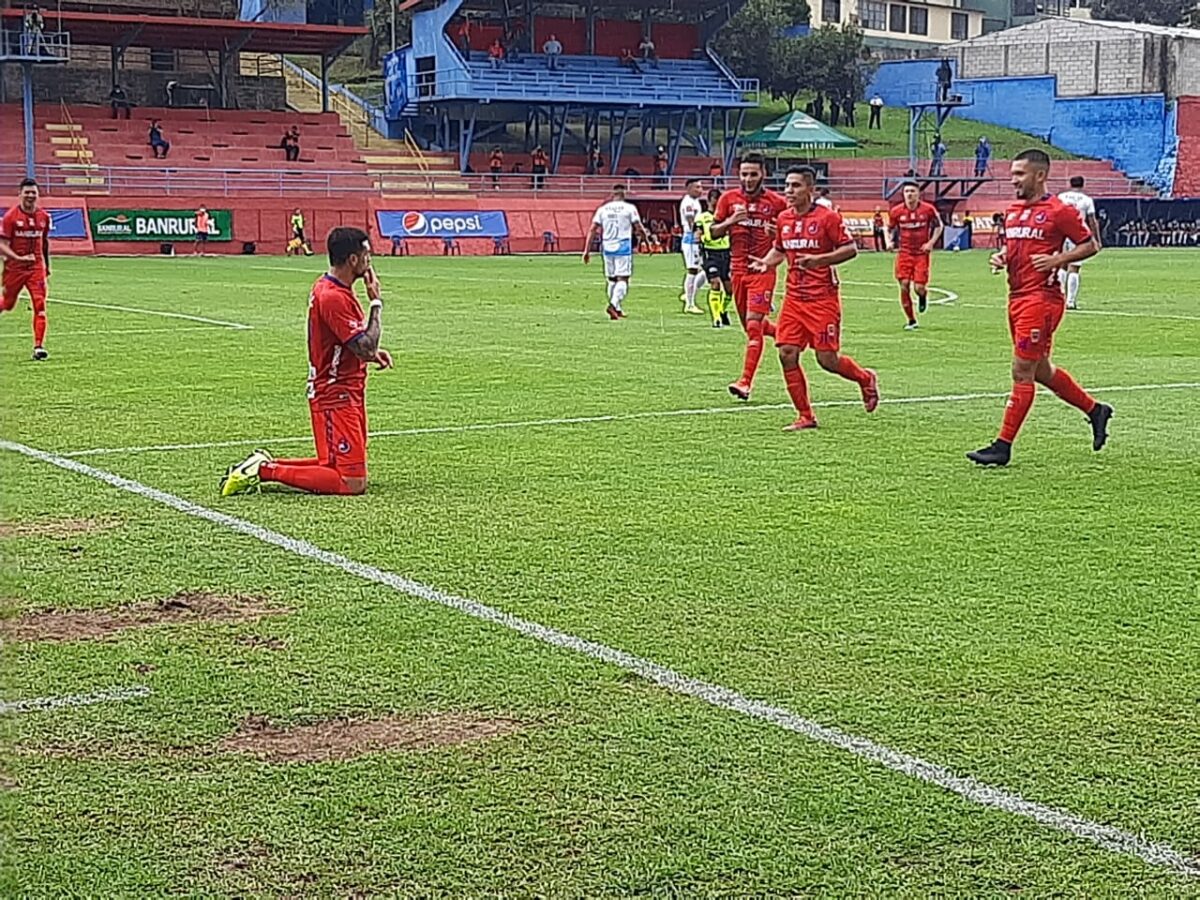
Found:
[611,280,628,310]
[1067,272,1080,306]
[1058,269,1068,291]
[683,272,701,308]
[606,280,615,304]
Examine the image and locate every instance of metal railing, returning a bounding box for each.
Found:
[402,130,429,172]
[0,25,69,62]
[427,69,749,106]
[0,161,1150,201]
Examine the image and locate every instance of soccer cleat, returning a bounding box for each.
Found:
[720,312,731,327]
[904,321,919,331]
[782,416,819,431]
[685,306,705,315]
[616,308,627,319]
[861,369,880,413]
[918,294,928,314]
[966,439,1012,467]
[712,319,723,328]
[219,450,272,497]
[605,304,620,320]
[1066,299,1078,310]
[32,346,48,361]
[1088,402,1113,451]
[728,380,751,402]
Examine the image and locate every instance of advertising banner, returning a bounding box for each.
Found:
[376,209,509,239]
[89,208,233,242]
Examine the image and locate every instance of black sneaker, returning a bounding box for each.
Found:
[32,346,48,361]
[966,439,1012,467]
[720,312,731,327]
[1089,402,1113,451]
[918,293,928,314]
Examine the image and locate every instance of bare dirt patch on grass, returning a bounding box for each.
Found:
[0,517,119,540]
[218,712,523,763]
[0,591,288,643]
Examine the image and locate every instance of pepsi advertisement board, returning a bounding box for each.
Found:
[376,210,509,239]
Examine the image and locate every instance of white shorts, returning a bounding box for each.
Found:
[1063,238,1087,265]
[680,243,703,270]
[604,253,632,279]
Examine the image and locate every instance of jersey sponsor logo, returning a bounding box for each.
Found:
[1005,226,1047,240]
[781,238,823,250]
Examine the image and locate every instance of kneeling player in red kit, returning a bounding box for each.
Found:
[0,179,52,360]
[967,149,1111,467]
[220,226,393,496]
[749,166,879,431]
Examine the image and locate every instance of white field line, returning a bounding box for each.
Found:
[2,438,1197,878]
[60,382,1200,459]
[49,298,253,330]
[0,685,151,715]
[0,326,233,339]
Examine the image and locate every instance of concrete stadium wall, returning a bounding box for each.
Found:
[869,62,1172,187]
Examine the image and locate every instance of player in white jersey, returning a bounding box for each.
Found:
[815,187,835,209]
[583,184,649,320]
[678,178,706,315]
[1056,175,1101,310]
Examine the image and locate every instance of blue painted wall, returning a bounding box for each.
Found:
[868,61,1171,185]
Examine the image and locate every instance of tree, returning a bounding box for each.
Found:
[714,0,792,88]
[1090,0,1194,26]
[768,36,810,111]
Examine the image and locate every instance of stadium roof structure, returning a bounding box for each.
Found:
[0,9,367,57]
[741,111,858,152]
[400,0,744,17]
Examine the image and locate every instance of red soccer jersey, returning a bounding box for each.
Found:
[306,274,368,409]
[0,205,51,273]
[775,203,855,303]
[715,187,788,275]
[1003,195,1091,299]
[889,201,940,255]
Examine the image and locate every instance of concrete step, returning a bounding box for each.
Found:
[50,136,88,146]
[54,148,93,159]
[44,122,82,132]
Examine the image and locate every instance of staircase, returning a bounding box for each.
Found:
[47,104,106,194]
[273,56,472,198]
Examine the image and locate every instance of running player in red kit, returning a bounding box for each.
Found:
[220,227,394,496]
[967,150,1111,467]
[711,152,788,401]
[889,182,942,330]
[0,179,52,360]
[749,166,878,430]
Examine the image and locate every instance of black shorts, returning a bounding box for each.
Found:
[197,231,209,242]
[702,249,731,282]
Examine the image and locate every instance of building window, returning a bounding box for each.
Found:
[860,0,887,30]
[1013,0,1037,14]
[951,11,968,39]
[822,0,842,22]
[909,7,928,34]
[889,4,907,32]
[150,48,176,72]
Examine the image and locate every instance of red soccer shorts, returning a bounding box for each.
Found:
[731,271,777,318]
[311,402,368,478]
[1008,293,1065,361]
[2,267,46,310]
[776,296,842,352]
[894,252,931,285]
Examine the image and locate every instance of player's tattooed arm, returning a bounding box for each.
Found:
[348,303,382,361]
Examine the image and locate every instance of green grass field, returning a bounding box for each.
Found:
[2,250,1198,897]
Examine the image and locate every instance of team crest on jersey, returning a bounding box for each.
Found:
[1035,212,1047,224]
[337,438,351,454]
[808,222,819,234]
[1030,328,1041,344]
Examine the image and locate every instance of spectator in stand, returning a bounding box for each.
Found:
[586,141,604,175]
[974,136,991,177]
[108,83,132,120]
[455,17,472,56]
[488,39,505,70]
[281,126,300,162]
[530,145,548,190]
[709,159,723,178]
[543,33,562,70]
[22,5,45,55]
[489,147,504,188]
[868,94,883,129]
[654,145,668,189]
[148,119,170,159]
[929,134,946,177]
[638,34,659,68]
[619,48,643,75]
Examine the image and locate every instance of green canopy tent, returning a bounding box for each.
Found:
[740,110,858,155]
